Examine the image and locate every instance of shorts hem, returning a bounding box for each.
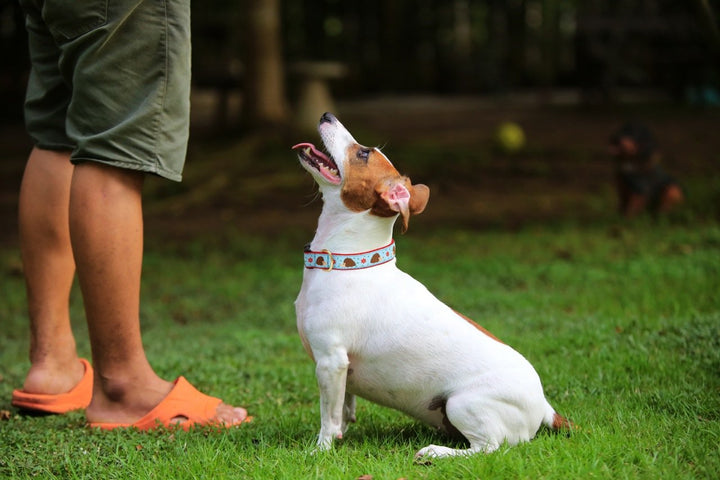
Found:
[34,141,75,152]
[70,157,183,182]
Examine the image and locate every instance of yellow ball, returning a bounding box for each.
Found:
[495,122,526,153]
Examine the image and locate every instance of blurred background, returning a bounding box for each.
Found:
[1,0,719,242]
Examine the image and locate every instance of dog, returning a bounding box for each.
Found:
[608,122,684,218]
[293,112,571,459]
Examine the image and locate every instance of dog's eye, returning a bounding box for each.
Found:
[357,148,370,162]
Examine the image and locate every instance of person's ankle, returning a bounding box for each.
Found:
[85,374,173,424]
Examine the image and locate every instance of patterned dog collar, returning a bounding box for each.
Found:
[304,241,396,271]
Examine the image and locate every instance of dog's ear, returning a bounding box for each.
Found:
[377,180,430,232]
[409,183,430,216]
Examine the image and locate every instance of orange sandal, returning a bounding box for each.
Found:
[88,376,251,431]
[12,358,93,414]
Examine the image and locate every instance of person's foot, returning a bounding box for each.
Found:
[212,401,250,426]
[85,374,249,430]
[20,355,86,396]
[13,358,93,413]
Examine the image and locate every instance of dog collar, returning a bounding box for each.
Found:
[304,241,396,271]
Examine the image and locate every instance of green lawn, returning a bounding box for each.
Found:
[1,220,718,479]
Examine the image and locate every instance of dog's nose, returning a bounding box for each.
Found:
[320,112,335,125]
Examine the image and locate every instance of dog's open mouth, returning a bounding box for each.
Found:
[293,143,341,185]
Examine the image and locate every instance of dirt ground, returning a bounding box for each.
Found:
[1,95,719,246]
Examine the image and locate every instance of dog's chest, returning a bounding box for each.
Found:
[296,264,412,340]
[297,267,451,390]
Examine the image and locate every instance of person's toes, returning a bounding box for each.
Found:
[216,402,249,425]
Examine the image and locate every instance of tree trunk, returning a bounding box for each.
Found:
[241,0,289,129]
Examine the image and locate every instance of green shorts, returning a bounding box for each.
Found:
[20,0,191,181]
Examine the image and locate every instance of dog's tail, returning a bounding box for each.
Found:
[542,402,576,432]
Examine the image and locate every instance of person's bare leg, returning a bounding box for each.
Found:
[70,162,246,425]
[18,147,84,395]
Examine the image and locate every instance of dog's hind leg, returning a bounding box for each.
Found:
[315,350,350,450]
[415,393,512,459]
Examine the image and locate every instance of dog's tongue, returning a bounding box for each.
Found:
[292,142,312,150]
[292,142,327,160]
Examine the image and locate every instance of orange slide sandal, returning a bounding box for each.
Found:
[88,376,252,431]
[12,358,93,414]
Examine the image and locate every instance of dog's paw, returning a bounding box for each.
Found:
[313,434,337,454]
[310,445,329,456]
[414,444,456,461]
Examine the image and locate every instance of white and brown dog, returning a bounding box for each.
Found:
[293,113,571,459]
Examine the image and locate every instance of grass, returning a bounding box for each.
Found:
[1,219,719,479]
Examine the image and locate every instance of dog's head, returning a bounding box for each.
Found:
[293,112,429,232]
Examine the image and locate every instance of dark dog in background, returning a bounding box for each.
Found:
[609,123,684,218]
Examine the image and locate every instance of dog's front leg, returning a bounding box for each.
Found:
[342,392,356,433]
[315,350,350,450]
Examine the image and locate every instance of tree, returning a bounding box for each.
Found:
[241,0,289,129]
